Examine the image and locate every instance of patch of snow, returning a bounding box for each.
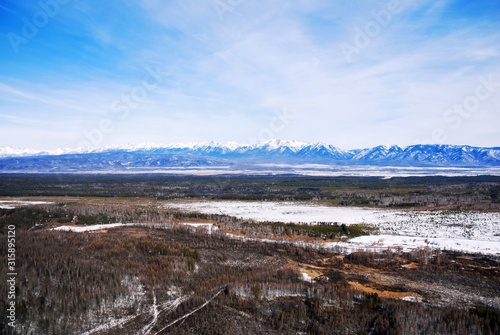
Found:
[140,292,158,335]
[179,222,218,234]
[232,286,307,300]
[330,235,500,255]
[401,296,421,303]
[81,314,137,335]
[52,222,184,233]
[301,272,313,283]
[223,232,500,256]
[0,200,54,208]
[53,223,125,232]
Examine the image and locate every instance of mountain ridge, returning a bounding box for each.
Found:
[0,140,499,173]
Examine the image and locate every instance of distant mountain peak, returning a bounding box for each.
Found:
[0,141,499,173]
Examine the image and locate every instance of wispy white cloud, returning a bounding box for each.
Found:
[0,0,499,149]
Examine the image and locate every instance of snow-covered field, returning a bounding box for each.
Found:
[165,201,387,224]
[163,201,500,239]
[164,200,500,255]
[51,201,500,255]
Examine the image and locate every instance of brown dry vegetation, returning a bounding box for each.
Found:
[0,195,499,335]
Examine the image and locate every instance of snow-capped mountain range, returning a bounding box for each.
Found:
[0,140,499,173]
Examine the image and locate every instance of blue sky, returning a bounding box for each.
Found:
[1,0,499,150]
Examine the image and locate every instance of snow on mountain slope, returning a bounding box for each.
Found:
[0,141,499,173]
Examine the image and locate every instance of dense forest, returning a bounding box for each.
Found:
[1,174,499,209]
